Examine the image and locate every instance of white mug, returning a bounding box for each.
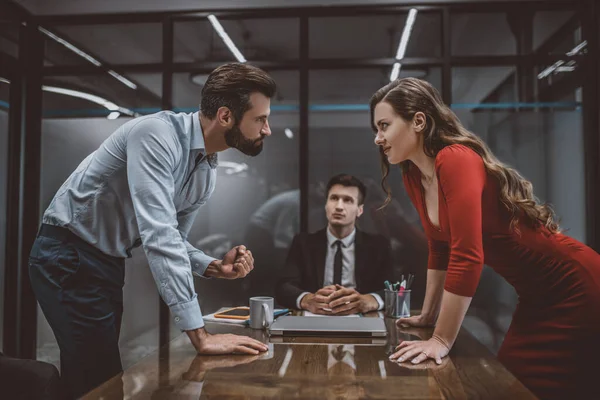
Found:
[249,296,274,330]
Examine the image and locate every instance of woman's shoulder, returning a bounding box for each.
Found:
[435,144,484,170]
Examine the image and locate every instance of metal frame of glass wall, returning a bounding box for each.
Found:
[2,0,599,359]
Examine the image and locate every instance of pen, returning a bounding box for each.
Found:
[407,274,414,290]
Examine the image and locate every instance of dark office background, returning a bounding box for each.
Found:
[1,0,599,371]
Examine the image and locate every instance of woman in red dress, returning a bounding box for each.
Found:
[371,77,600,399]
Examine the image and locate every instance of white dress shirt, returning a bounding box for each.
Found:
[296,227,384,310]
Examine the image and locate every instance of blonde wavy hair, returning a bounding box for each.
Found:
[370,77,559,234]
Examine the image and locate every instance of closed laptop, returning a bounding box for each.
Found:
[269,316,387,337]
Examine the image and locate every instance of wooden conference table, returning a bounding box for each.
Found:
[83,311,536,399]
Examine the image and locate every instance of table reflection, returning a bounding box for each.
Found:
[82,314,534,399]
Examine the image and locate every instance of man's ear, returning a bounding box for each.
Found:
[357,204,364,218]
[216,107,234,128]
[414,111,426,133]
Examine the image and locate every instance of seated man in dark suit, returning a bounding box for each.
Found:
[276,174,392,315]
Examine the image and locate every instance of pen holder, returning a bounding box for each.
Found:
[384,289,411,318]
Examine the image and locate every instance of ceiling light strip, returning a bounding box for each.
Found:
[42,85,136,117]
[389,63,402,81]
[207,14,247,63]
[39,26,137,90]
[390,8,418,82]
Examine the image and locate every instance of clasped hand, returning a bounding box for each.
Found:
[205,245,254,279]
[301,284,379,315]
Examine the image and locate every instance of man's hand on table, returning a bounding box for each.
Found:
[204,245,254,279]
[186,327,268,355]
[328,285,379,315]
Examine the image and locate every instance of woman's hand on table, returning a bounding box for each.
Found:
[389,336,450,365]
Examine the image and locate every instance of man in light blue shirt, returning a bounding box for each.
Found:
[29,63,275,399]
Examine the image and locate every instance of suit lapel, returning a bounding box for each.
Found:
[354,229,367,289]
[314,229,328,289]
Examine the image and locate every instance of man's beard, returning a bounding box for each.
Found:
[224,124,264,156]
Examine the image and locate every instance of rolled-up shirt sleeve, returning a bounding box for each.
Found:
[126,118,204,331]
[177,204,218,278]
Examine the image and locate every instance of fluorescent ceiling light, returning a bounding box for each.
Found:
[390,8,418,82]
[390,63,401,81]
[555,66,576,73]
[537,60,564,80]
[284,128,294,139]
[39,26,138,90]
[556,64,576,73]
[43,86,119,110]
[539,41,586,80]
[208,14,247,63]
[1,76,134,119]
[106,70,138,90]
[38,26,102,67]
[566,40,587,56]
[42,86,137,117]
[395,9,418,60]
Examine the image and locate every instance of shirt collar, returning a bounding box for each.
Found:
[192,112,218,168]
[327,227,356,248]
[191,112,204,150]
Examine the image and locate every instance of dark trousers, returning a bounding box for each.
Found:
[29,224,125,399]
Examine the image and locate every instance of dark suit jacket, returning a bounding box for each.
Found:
[275,228,393,309]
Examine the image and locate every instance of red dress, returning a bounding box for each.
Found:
[403,144,600,400]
